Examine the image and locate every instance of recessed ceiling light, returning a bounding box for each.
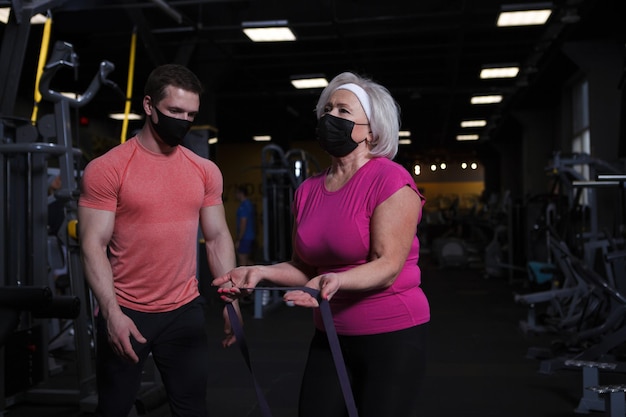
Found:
[290,77,328,89]
[471,95,503,104]
[497,7,552,27]
[456,134,480,141]
[108,112,143,121]
[242,20,295,42]
[461,120,487,128]
[480,66,520,79]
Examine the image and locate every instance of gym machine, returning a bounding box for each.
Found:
[1,40,114,413]
[543,152,624,245]
[518,161,626,401]
[254,144,320,318]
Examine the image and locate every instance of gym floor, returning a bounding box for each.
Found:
[3,255,613,417]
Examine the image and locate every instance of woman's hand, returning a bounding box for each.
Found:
[283,273,342,308]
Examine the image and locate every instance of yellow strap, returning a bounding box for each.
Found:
[31,14,53,124]
[121,29,137,143]
[67,219,78,240]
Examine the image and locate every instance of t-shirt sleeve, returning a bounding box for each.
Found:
[202,160,224,207]
[369,161,421,208]
[78,156,121,212]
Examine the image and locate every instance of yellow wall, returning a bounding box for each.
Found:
[417,181,485,214]
[216,143,266,245]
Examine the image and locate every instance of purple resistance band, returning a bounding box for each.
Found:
[225,286,359,417]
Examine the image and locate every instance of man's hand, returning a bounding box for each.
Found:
[105,311,147,363]
[221,302,241,348]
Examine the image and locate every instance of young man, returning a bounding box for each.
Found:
[79,64,239,417]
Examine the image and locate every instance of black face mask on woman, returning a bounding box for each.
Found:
[150,105,192,147]
[316,114,367,157]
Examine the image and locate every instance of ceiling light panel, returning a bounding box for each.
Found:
[456,134,480,141]
[290,77,328,89]
[480,66,520,79]
[242,20,295,42]
[461,120,487,128]
[497,9,552,27]
[471,95,503,104]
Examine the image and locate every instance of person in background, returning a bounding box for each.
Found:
[234,186,256,266]
[213,71,430,417]
[78,64,240,417]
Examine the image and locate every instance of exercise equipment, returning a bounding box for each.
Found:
[431,193,487,268]
[260,144,319,264]
[227,286,359,417]
[586,384,626,417]
[522,234,626,373]
[543,152,624,247]
[515,229,597,336]
[30,13,53,124]
[1,38,115,414]
[256,145,320,318]
[563,359,626,414]
[121,29,138,143]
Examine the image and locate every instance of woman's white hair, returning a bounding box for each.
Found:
[316,72,400,160]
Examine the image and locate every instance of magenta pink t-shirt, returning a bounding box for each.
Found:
[79,138,223,313]
[294,157,430,335]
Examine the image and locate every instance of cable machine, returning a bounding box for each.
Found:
[255,144,320,318]
[1,39,115,413]
[260,144,320,264]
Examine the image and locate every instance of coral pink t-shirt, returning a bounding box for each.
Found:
[79,137,223,312]
[294,157,430,335]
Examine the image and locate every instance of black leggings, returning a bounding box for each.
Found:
[94,297,209,417]
[299,323,429,417]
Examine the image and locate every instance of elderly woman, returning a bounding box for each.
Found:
[214,71,430,417]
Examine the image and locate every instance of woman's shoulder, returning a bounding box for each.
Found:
[365,157,418,194]
[366,157,411,178]
[300,167,327,186]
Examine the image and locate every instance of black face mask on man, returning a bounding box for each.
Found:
[316,114,367,157]
[149,105,192,147]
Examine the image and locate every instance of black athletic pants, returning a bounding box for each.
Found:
[94,297,210,417]
[299,323,429,417]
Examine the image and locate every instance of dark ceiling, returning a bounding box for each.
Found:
[2,0,622,162]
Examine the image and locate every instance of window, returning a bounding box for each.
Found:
[571,79,590,205]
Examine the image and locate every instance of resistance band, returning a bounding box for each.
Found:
[120,28,137,143]
[31,12,53,124]
[226,286,359,417]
